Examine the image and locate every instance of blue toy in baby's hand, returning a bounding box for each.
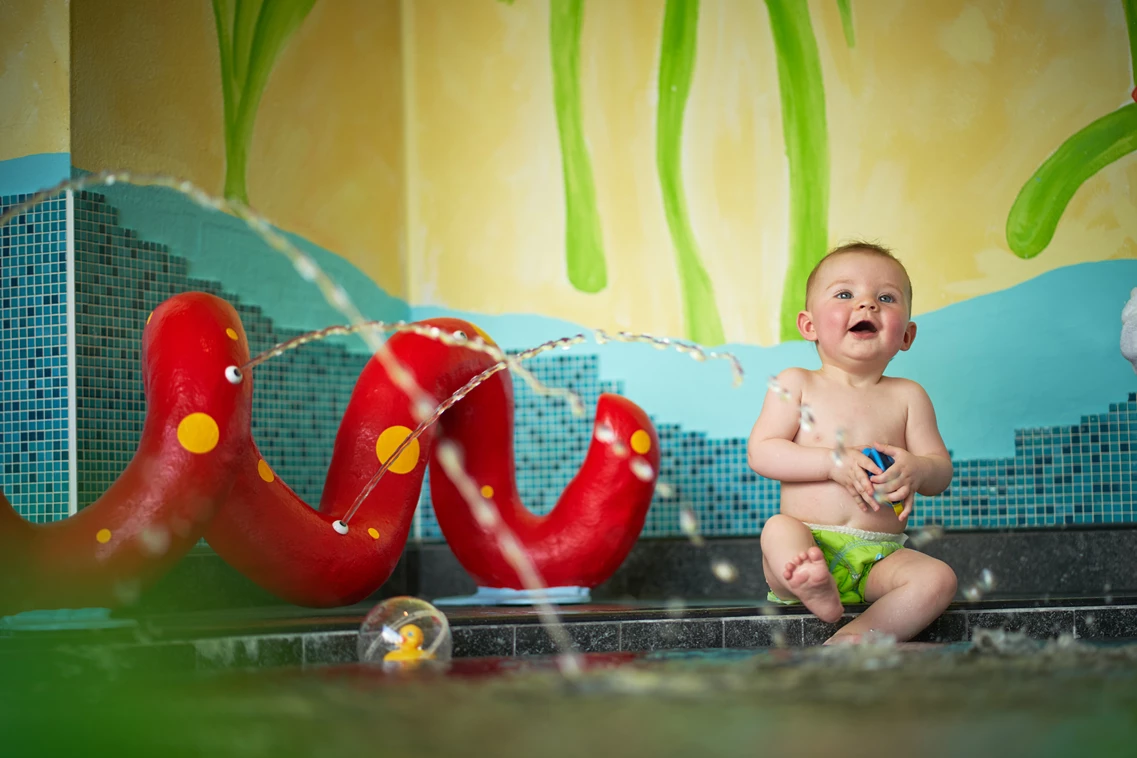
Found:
[862,447,905,516]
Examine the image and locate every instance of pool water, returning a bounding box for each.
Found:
[4,632,1137,757]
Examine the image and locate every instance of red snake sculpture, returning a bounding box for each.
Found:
[1,293,660,614]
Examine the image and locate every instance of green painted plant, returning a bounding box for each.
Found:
[766,0,831,342]
[211,0,318,205]
[656,0,724,346]
[1006,0,1137,259]
[550,0,607,293]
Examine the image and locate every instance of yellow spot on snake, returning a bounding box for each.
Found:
[368,527,380,540]
[257,459,275,483]
[630,430,651,454]
[146,312,153,324]
[177,413,220,454]
[226,328,239,341]
[480,485,494,498]
[96,528,112,544]
[375,426,420,474]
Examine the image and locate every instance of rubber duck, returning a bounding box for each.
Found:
[382,623,434,663]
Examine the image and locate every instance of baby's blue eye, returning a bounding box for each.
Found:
[879,294,895,303]
[836,291,851,299]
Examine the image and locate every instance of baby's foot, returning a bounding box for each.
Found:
[783,547,843,623]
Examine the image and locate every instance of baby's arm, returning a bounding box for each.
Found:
[871,381,953,517]
[747,368,881,509]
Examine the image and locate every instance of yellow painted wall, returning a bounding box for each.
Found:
[70,0,408,299]
[0,0,70,160]
[62,0,1136,345]
[406,0,1136,346]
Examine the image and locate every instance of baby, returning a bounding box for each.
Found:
[747,242,957,644]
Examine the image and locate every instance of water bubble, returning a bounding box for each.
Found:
[799,404,815,432]
[656,482,675,498]
[630,458,654,482]
[711,559,738,583]
[594,423,617,444]
[358,596,452,671]
[105,175,117,186]
[963,587,982,602]
[979,568,996,592]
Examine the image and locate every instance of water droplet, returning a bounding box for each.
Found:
[413,398,436,422]
[799,403,815,432]
[630,458,654,482]
[612,441,628,458]
[830,449,844,467]
[767,376,791,401]
[594,330,609,345]
[113,579,141,605]
[471,500,496,528]
[594,423,617,444]
[330,286,352,311]
[664,598,686,618]
[979,568,995,591]
[294,257,319,281]
[835,428,846,448]
[679,506,698,534]
[653,338,670,350]
[137,526,170,557]
[711,559,738,583]
[656,482,675,498]
[963,587,982,602]
[428,326,442,340]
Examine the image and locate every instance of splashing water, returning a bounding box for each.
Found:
[711,559,738,583]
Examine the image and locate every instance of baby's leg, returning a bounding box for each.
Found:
[760,514,843,623]
[825,548,957,644]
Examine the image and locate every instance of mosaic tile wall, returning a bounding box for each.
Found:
[0,193,71,522]
[72,192,368,509]
[14,191,1137,538]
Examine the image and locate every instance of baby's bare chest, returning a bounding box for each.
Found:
[794,386,908,449]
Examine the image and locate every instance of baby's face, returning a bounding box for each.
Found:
[803,253,914,366]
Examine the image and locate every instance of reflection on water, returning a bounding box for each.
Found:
[4,632,1137,758]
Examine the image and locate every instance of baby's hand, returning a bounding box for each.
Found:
[829,447,884,512]
[869,442,922,521]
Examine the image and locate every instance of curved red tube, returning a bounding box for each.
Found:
[204,318,503,607]
[206,316,659,605]
[429,376,661,590]
[0,293,252,615]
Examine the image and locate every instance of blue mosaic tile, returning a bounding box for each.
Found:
[71,192,368,510]
[12,190,1137,543]
[0,193,70,523]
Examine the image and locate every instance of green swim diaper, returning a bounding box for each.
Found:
[767,524,907,605]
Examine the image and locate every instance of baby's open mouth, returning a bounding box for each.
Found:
[849,321,878,333]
